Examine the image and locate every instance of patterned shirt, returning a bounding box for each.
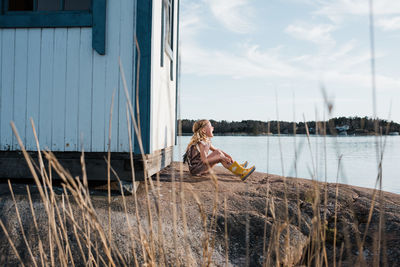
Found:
[186,140,210,175]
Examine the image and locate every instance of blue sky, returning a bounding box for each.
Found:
[179,0,400,123]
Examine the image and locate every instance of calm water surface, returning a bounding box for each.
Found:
[174,135,400,194]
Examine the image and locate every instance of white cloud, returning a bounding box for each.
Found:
[329,39,356,59]
[180,2,207,37]
[285,23,336,47]
[181,11,200,30]
[377,16,400,31]
[181,42,308,79]
[181,38,400,94]
[315,0,400,22]
[290,40,368,71]
[325,41,375,72]
[322,71,400,91]
[204,0,255,33]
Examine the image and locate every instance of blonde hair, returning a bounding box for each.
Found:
[186,119,210,151]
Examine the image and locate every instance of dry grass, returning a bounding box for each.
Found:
[0,65,391,266]
[0,2,393,265]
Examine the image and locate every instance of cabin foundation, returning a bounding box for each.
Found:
[0,147,173,181]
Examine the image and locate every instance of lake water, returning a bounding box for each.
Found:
[173,135,400,194]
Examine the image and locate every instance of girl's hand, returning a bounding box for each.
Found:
[220,151,233,162]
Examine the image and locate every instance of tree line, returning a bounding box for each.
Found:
[178,117,400,136]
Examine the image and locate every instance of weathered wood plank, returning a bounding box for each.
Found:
[1,29,15,150]
[91,49,107,152]
[39,29,55,150]
[145,146,173,178]
[52,28,68,151]
[25,29,41,151]
[78,28,93,151]
[118,0,135,153]
[64,28,80,151]
[13,29,28,150]
[105,0,121,152]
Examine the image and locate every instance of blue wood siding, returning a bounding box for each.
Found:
[25,29,41,151]
[52,29,68,151]
[38,28,54,150]
[78,27,93,152]
[13,29,28,149]
[1,29,15,150]
[104,0,121,152]
[64,28,80,151]
[0,0,136,153]
[92,41,107,152]
[118,0,135,152]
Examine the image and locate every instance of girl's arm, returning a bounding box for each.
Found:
[198,143,210,164]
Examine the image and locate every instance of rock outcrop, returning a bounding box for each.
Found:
[0,162,399,266]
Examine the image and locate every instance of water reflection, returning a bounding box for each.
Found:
[174,135,400,194]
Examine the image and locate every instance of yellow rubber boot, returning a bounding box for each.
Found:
[228,161,256,181]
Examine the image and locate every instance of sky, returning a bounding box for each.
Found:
[178,0,400,123]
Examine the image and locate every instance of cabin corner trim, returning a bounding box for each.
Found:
[135,0,153,154]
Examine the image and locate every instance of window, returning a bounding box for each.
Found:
[8,0,33,11]
[0,0,106,55]
[165,0,173,53]
[161,0,174,80]
[8,0,91,11]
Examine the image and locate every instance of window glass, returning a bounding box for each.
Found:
[37,0,60,11]
[8,0,34,11]
[167,0,173,48]
[64,0,91,11]
[163,0,174,52]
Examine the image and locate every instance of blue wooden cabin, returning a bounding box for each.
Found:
[0,0,180,180]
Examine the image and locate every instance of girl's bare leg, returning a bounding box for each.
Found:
[206,150,233,169]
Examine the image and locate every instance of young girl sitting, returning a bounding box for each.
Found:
[183,119,256,181]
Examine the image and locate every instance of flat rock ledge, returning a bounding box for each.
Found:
[0,162,400,266]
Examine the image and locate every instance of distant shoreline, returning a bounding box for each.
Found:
[179,117,400,136]
[178,132,399,137]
